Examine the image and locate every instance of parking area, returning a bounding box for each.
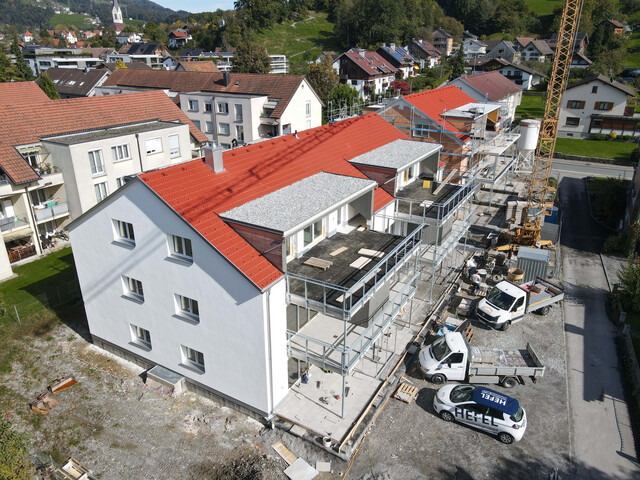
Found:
[346,274,571,479]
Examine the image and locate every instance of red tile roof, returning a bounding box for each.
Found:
[404,86,478,141]
[170,31,189,38]
[0,90,207,184]
[102,69,309,118]
[139,113,407,290]
[342,51,398,77]
[0,81,50,105]
[458,71,522,101]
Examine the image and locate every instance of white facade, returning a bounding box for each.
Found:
[463,39,487,62]
[25,55,102,77]
[69,180,289,416]
[497,66,542,91]
[558,79,631,137]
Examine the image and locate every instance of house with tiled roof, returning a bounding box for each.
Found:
[169,30,192,49]
[406,39,441,68]
[559,75,637,138]
[0,84,207,279]
[476,58,546,90]
[0,81,50,104]
[600,19,625,35]
[175,60,220,73]
[96,69,323,146]
[45,67,111,98]
[333,49,398,99]
[570,51,592,69]
[516,39,554,62]
[433,28,454,56]
[462,37,488,62]
[448,71,523,127]
[376,43,419,79]
[484,40,520,63]
[116,31,142,44]
[68,112,456,431]
[546,32,588,54]
[22,31,34,43]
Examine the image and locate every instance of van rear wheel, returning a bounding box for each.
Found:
[537,306,551,316]
[431,374,446,385]
[498,432,514,444]
[501,377,518,388]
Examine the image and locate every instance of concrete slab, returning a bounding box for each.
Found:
[316,461,331,473]
[284,458,318,480]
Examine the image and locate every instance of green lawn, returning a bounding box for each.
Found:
[524,0,562,15]
[624,33,640,68]
[253,11,341,73]
[49,13,95,29]
[555,138,638,161]
[516,94,546,119]
[0,248,80,326]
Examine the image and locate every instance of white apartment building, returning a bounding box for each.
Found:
[22,46,104,76]
[0,83,207,280]
[69,114,444,424]
[95,69,323,146]
[208,52,289,74]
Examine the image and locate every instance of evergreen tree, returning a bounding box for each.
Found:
[0,49,19,83]
[449,44,466,79]
[38,72,60,100]
[10,31,33,81]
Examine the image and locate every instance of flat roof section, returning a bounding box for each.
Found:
[41,120,181,146]
[442,102,501,119]
[348,139,441,171]
[221,172,375,233]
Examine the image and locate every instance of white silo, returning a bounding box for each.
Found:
[515,119,541,173]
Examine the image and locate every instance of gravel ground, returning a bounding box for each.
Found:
[345,279,571,479]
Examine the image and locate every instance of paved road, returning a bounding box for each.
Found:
[552,158,635,181]
[559,176,639,479]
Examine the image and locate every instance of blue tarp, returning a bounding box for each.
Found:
[472,387,520,416]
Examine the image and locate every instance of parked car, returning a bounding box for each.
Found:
[432,384,527,444]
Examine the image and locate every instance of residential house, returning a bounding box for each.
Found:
[99,62,152,73]
[268,55,290,75]
[377,44,418,79]
[558,74,637,138]
[479,58,546,90]
[22,45,104,76]
[405,39,441,69]
[484,40,520,63]
[179,48,205,60]
[570,51,592,69]
[313,52,338,65]
[45,67,111,98]
[333,49,398,99]
[96,69,323,146]
[600,19,625,35]
[433,28,454,56]
[463,37,488,62]
[112,43,172,69]
[169,31,192,49]
[116,32,142,44]
[22,31,34,43]
[546,32,588,54]
[209,51,289,75]
[0,83,207,280]
[175,61,220,73]
[516,39,554,62]
[448,71,523,128]
[68,113,441,425]
[60,30,78,45]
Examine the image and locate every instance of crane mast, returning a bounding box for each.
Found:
[516,0,583,245]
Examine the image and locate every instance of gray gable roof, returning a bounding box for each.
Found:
[566,74,635,96]
[46,67,110,97]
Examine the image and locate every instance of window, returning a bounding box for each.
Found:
[145,137,162,155]
[221,143,231,149]
[111,144,131,162]
[306,120,311,129]
[415,124,429,137]
[89,149,104,175]
[94,182,108,202]
[449,353,464,364]
[305,100,311,117]
[170,234,193,260]
[567,100,584,109]
[192,120,201,130]
[217,102,229,114]
[130,324,151,347]
[206,121,213,133]
[565,117,580,126]
[122,275,144,300]
[592,118,603,128]
[219,123,230,136]
[30,188,48,206]
[188,99,199,111]
[182,346,204,371]
[234,104,243,122]
[595,101,613,111]
[168,134,180,158]
[22,152,39,169]
[303,219,323,247]
[113,219,135,244]
[116,176,126,188]
[236,125,244,142]
[205,102,212,112]
[175,294,199,318]
[592,86,598,93]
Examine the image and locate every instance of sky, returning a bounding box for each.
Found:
[153,0,235,13]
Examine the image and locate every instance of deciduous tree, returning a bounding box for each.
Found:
[232,41,271,73]
[306,57,338,103]
[0,420,33,480]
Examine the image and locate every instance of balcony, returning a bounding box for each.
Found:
[34,201,69,223]
[0,216,30,233]
[395,180,478,224]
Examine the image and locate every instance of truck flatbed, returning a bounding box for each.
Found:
[469,343,545,379]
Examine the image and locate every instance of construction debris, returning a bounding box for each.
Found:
[55,457,97,480]
[283,458,318,480]
[48,375,77,394]
[30,375,77,415]
[393,382,419,404]
[272,441,297,466]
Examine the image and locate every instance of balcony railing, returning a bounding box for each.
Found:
[395,180,478,224]
[34,202,69,223]
[0,216,29,232]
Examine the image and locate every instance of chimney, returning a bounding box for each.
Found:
[203,146,225,173]
[359,50,365,58]
[390,43,395,50]
[223,71,231,87]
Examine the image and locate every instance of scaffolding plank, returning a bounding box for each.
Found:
[272,441,297,466]
[329,247,348,257]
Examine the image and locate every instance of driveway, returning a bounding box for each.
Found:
[559,176,639,479]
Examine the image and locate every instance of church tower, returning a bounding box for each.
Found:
[112,0,123,25]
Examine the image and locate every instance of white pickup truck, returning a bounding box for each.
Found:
[475,277,564,331]
[419,332,545,388]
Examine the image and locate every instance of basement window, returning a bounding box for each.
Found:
[130,324,151,349]
[182,346,205,372]
[565,117,580,126]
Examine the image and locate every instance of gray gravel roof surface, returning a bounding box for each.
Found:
[41,120,181,145]
[221,172,375,233]
[348,139,441,170]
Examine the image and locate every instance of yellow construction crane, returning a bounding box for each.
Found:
[513,0,583,246]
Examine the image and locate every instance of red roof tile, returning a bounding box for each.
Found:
[404,86,478,141]
[342,51,398,77]
[458,71,522,101]
[0,90,207,184]
[0,81,50,105]
[140,113,406,290]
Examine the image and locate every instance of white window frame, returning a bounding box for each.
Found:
[305,100,311,117]
[219,123,230,136]
[303,219,324,248]
[94,182,108,202]
[234,104,243,122]
[217,102,229,114]
[188,99,199,112]
[130,324,151,347]
[116,176,126,188]
[169,234,193,260]
[415,123,430,137]
[89,149,105,176]
[113,219,135,244]
[182,345,204,371]
[175,293,199,320]
[111,144,131,162]
[168,134,180,158]
[145,137,163,155]
[205,121,213,133]
[122,275,144,300]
